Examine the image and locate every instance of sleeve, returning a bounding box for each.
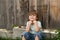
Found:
[38,21,42,28]
[38,21,42,31]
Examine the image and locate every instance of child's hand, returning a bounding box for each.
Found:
[26,21,32,32]
[27,21,32,26]
[33,21,40,32]
[33,21,37,24]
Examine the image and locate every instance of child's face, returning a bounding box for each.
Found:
[29,15,37,21]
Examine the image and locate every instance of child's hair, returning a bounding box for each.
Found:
[27,10,39,21]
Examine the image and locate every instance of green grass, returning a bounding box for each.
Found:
[0,37,58,40]
[0,37,21,40]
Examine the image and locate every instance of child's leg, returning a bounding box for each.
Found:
[34,32,42,40]
[21,32,31,40]
[22,35,26,40]
[35,35,39,40]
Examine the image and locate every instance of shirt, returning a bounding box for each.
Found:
[27,21,42,34]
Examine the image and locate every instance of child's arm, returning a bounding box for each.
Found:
[33,21,41,32]
[25,21,32,32]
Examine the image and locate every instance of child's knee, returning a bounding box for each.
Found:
[34,32,42,40]
[35,35,39,40]
[21,32,30,39]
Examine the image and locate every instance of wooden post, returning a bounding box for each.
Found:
[34,0,37,11]
[46,0,50,29]
[14,0,16,25]
[6,0,10,29]
[16,0,21,25]
[29,0,32,11]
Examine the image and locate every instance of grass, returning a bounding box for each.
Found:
[0,37,21,40]
[0,37,59,40]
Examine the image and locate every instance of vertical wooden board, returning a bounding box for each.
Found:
[50,0,60,29]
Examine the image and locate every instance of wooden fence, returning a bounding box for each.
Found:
[0,0,60,29]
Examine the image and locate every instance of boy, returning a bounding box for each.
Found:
[22,10,42,40]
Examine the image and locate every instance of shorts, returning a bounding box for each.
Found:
[21,32,42,40]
